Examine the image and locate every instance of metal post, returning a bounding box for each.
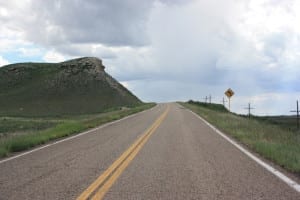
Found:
[224,88,234,112]
[297,100,299,129]
[248,103,251,118]
[244,103,254,118]
[290,100,299,129]
[221,97,227,107]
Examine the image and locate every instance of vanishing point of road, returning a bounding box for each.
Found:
[0,103,299,199]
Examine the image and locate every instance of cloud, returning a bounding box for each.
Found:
[14,0,154,47]
[111,1,254,84]
[43,50,67,63]
[17,47,44,57]
[103,0,300,115]
[0,56,9,67]
[54,44,117,59]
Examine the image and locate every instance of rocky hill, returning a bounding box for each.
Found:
[0,57,142,116]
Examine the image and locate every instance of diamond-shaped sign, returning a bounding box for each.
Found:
[225,88,234,98]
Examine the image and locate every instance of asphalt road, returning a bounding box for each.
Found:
[0,103,299,199]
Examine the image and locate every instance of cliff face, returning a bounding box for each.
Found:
[0,57,142,117]
[60,57,105,74]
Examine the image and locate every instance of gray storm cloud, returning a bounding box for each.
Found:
[1,0,154,47]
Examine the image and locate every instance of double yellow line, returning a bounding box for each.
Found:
[77,106,169,200]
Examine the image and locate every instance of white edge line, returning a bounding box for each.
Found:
[0,105,158,164]
[188,109,300,193]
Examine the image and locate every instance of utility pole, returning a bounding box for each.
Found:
[204,96,208,104]
[290,100,299,129]
[244,103,255,118]
[221,97,227,107]
[209,95,212,104]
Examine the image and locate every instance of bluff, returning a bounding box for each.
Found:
[0,57,142,116]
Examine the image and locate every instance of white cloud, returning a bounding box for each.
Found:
[120,81,129,89]
[43,50,67,63]
[0,56,9,67]
[17,47,43,57]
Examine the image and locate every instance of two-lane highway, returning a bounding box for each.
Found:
[0,103,299,199]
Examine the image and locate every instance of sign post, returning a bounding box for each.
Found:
[224,88,234,111]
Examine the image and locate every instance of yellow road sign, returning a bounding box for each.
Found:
[225,88,234,98]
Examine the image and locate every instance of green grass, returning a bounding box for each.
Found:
[0,103,156,158]
[180,101,300,174]
[0,117,58,134]
[4,122,85,153]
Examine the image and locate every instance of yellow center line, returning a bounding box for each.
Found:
[76,106,169,200]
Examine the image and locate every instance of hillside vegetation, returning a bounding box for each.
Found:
[0,57,141,117]
[181,101,300,174]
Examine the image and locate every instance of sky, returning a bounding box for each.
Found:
[0,0,300,115]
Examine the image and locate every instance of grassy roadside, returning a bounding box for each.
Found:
[0,103,156,158]
[180,101,300,174]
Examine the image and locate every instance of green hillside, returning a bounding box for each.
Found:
[0,57,142,117]
[181,101,300,173]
